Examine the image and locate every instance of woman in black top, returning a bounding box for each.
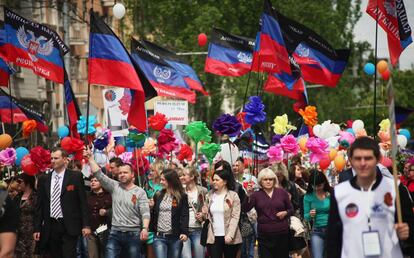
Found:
[150,169,189,258]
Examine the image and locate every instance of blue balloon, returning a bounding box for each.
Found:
[15,147,29,166]
[364,63,375,75]
[57,126,70,138]
[399,129,411,140]
[346,128,355,135]
[165,124,172,129]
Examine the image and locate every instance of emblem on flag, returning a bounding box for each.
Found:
[16,25,53,62]
[153,66,171,81]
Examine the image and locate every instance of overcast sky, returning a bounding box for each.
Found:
[354,0,414,70]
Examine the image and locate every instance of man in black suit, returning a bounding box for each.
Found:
[34,148,90,258]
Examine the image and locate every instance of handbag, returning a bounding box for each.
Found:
[200,219,210,246]
[239,212,254,237]
[288,216,307,252]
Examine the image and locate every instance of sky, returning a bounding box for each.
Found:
[354,0,414,70]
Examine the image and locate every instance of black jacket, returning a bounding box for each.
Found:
[34,170,90,248]
[150,190,189,237]
[338,168,353,183]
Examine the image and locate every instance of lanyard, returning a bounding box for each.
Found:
[362,180,376,231]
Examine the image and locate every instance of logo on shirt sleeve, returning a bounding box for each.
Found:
[345,203,359,218]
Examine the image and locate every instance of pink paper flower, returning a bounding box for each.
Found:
[306,137,329,164]
[267,145,284,163]
[0,148,16,166]
[119,152,133,164]
[280,135,299,155]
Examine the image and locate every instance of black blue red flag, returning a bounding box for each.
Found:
[252,0,291,74]
[1,8,69,84]
[0,58,12,87]
[395,106,414,127]
[88,10,147,132]
[366,0,412,66]
[142,40,208,96]
[276,10,350,87]
[205,28,255,77]
[130,38,196,103]
[0,88,48,132]
[63,70,81,138]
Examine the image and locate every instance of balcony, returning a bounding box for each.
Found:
[69,23,88,45]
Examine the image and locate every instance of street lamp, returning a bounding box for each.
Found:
[113,2,126,19]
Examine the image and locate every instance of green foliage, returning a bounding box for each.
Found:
[125,0,413,139]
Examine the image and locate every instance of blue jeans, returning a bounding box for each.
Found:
[181,229,205,258]
[311,227,327,258]
[153,234,182,258]
[106,229,142,258]
[241,234,255,258]
[77,236,88,258]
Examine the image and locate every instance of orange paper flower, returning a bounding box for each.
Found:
[298,106,318,127]
[22,120,37,138]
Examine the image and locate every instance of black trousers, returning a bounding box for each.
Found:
[207,236,240,258]
[49,218,79,258]
[257,233,289,258]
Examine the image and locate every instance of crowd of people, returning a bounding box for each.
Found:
[0,136,413,258]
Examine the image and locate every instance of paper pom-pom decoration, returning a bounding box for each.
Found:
[236,112,251,131]
[338,131,356,149]
[119,152,133,164]
[243,96,266,125]
[142,138,156,156]
[94,129,110,150]
[272,114,296,135]
[60,137,85,160]
[213,114,241,137]
[0,148,16,166]
[271,134,283,145]
[379,119,390,132]
[267,145,284,163]
[280,135,299,155]
[21,154,39,175]
[30,146,51,172]
[22,120,37,138]
[177,144,193,162]
[127,129,146,148]
[200,143,221,164]
[306,137,329,164]
[157,129,177,156]
[185,121,212,144]
[148,112,168,131]
[298,106,318,127]
[77,116,97,135]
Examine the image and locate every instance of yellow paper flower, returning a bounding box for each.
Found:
[272,114,297,134]
[379,119,390,132]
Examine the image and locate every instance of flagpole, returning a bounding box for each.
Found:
[8,79,13,126]
[373,2,379,137]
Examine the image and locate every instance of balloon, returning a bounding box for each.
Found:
[21,154,39,176]
[198,33,208,47]
[113,3,126,19]
[329,149,338,160]
[346,128,355,135]
[398,129,411,140]
[364,63,375,75]
[397,134,408,148]
[381,69,391,80]
[57,126,70,138]
[298,137,308,153]
[15,147,29,166]
[352,120,364,132]
[312,124,322,138]
[376,60,388,73]
[319,157,331,170]
[114,145,125,156]
[380,156,392,167]
[334,155,346,171]
[0,134,12,150]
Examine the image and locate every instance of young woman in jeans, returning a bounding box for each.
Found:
[303,170,331,258]
[181,167,208,258]
[202,164,242,258]
[150,169,189,258]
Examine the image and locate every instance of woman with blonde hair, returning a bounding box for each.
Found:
[243,168,293,258]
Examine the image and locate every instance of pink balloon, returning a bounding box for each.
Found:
[198,33,208,47]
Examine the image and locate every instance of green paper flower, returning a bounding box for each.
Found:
[184,121,212,143]
[200,143,221,164]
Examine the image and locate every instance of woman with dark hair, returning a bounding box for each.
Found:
[150,169,189,258]
[202,165,242,258]
[15,173,37,258]
[271,163,300,214]
[303,170,331,258]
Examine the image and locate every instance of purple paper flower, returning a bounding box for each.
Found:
[213,114,242,137]
[280,135,299,155]
[271,134,283,145]
[243,96,266,125]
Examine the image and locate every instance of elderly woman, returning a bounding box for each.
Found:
[243,168,293,258]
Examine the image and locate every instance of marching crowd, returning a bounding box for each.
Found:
[0,136,413,258]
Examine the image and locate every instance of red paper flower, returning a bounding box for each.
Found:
[177,144,193,162]
[148,112,168,131]
[60,137,85,161]
[157,129,177,157]
[131,194,137,205]
[30,146,51,172]
[66,185,75,191]
[131,154,149,176]
[236,112,251,131]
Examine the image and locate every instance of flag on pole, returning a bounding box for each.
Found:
[63,70,81,138]
[205,28,254,77]
[88,10,147,132]
[1,8,69,83]
[0,58,12,87]
[366,0,412,66]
